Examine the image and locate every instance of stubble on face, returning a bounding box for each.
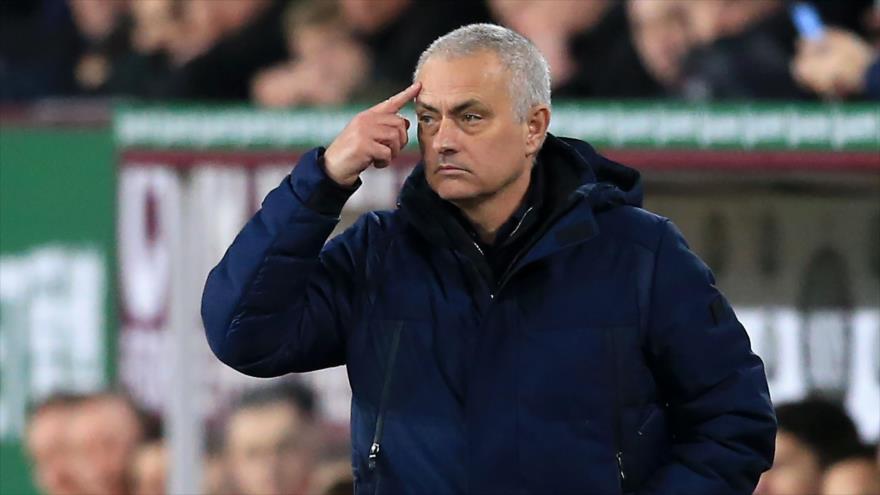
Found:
[415,50,533,206]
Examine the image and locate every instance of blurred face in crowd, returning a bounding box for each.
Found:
[488,0,610,86]
[821,458,880,495]
[68,396,144,495]
[130,0,178,54]
[754,430,822,495]
[340,0,409,34]
[26,406,81,495]
[129,442,167,495]
[627,0,691,88]
[415,50,548,206]
[225,403,315,495]
[68,0,127,41]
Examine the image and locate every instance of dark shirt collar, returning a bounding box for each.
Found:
[463,158,544,252]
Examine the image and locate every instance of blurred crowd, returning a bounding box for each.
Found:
[1,0,879,105]
[25,381,354,495]
[756,399,880,495]
[25,383,880,495]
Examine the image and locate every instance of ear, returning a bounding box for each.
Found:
[524,105,550,157]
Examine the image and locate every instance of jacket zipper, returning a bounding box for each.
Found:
[368,321,404,491]
[610,328,626,491]
[495,193,588,296]
[470,242,495,300]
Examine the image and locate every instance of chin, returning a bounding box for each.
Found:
[431,179,482,202]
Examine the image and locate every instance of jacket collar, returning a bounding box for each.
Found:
[397,134,642,266]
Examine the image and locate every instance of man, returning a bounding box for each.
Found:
[67,393,146,495]
[25,394,85,495]
[203,23,775,494]
[755,398,866,495]
[222,381,320,495]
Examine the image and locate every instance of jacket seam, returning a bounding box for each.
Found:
[643,219,672,343]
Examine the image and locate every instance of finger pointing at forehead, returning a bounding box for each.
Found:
[371,82,422,114]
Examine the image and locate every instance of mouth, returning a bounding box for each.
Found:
[436,164,469,174]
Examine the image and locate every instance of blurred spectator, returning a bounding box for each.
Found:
[342,0,491,92]
[492,0,657,97]
[223,380,320,495]
[755,397,865,495]
[821,454,880,495]
[156,0,289,100]
[128,0,177,56]
[678,0,807,100]
[128,440,167,495]
[792,27,880,100]
[3,0,877,103]
[252,0,370,107]
[627,0,691,94]
[67,0,131,94]
[94,0,179,99]
[25,393,85,495]
[489,0,611,90]
[67,392,147,495]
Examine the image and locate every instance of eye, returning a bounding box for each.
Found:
[463,113,482,123]
[418,114,435,125]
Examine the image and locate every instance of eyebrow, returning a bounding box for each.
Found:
[415,99,487,115]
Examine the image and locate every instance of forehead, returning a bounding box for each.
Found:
[28,408,69,444]
[227,404,302,442]
[416,51,511,107]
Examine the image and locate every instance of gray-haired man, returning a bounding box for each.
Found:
[203,23,776,494]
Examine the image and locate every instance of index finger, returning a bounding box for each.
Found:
[371,82,422,113]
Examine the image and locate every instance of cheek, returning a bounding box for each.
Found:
[473,137,524,178]
[417,131,430,157]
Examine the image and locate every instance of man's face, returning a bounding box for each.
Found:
[225,403,314,495]
[26,407,81,495]
[754,431,822,495]
[68,398,143,495]
[415,51,541,205]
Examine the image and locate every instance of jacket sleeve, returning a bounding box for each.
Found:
[639,220,776,494]
[201,147,372,377]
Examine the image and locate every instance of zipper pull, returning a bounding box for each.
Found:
[368,442,381,470]
[617,451,626,481]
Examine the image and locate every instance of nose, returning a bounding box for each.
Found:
[431,116,459,156]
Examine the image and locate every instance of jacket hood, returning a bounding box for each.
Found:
[551,134,643,209]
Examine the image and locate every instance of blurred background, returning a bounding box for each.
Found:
[0,0,878,494]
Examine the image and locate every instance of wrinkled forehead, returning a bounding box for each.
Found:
[415,51,514,110]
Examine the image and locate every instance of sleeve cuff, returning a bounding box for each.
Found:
[289,147,361,217]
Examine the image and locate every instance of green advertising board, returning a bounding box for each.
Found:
[114,100,880,151]
[0,125,116,495]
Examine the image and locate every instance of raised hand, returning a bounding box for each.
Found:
[323,82,422,187]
